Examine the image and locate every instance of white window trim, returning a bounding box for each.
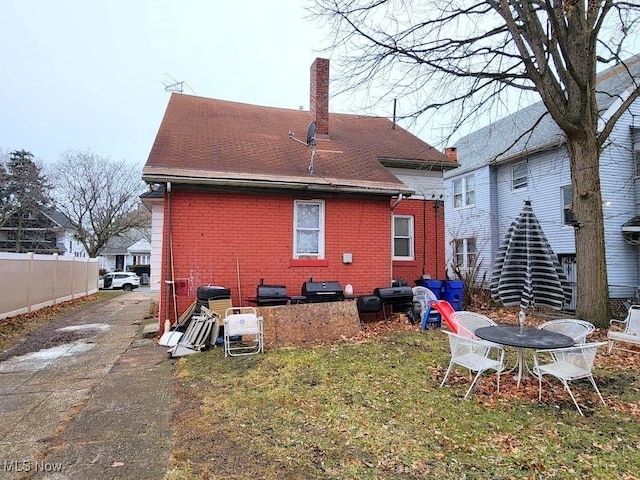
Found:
[453,175,475,209]
[561,185,575,227]
[453,237,477,270]
[293,200,325,259]
[512,162,529,191]
[392,215,414,261]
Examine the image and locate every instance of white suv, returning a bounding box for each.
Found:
[99,272,140,291]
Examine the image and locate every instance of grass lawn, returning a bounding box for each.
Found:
[166,314,640,480]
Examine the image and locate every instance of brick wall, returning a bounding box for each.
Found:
[391,197,446,285]
[161,188,395,322]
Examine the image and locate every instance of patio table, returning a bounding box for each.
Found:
[475,325,574,386]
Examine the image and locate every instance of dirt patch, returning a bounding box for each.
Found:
[0,328,101,361]
[0,294,117,361]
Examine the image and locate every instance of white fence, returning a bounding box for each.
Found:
[0,252,99,320]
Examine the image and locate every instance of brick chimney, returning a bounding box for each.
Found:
[310,58,329,135]
[445,147,458,161]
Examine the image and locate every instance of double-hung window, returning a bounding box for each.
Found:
[452,238,477,270]
[293,200,324,258]
[393,215,414,260]
[453,175,475,208]
[562,186,575,225]
[512,162,528,190]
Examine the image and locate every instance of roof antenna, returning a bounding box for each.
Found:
[288,121,318,173]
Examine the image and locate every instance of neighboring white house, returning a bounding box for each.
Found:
[0,207,89,257]
[444,56,640,309]
[47,209,89,258]
[98,228,151,273]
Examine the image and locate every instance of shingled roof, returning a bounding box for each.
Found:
[143,59,455,197]
[453,54,640,174]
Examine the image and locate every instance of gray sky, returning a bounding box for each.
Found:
[1,0,343,166]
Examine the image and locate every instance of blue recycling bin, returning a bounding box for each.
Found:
[442,280,464,311]
[414,279,442,298]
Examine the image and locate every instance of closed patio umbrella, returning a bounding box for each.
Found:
[490,200,572,325]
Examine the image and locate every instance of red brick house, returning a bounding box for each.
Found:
[142,58,457,329]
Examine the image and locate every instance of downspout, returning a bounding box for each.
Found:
[164,181,172,333]
[433,197,438,277]
[390,194,404,284]
[423,195,427,277]
[434,197,443,278]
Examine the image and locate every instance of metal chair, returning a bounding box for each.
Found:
[537,319,595,344]
[450,311,497,338]
[223,307,264,357]
[440,330,505,399]
[532,342,607,416]
[608,305,640,354]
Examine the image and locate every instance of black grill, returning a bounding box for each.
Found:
[301,280,345,303]
[373,286,414,320]
[357,295,382,313]
[256,280,289,306]
[374,286,414,304]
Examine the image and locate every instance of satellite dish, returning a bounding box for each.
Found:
[287,121,319,174]
[306,121,317,147]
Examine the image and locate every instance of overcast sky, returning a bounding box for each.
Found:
[1,0,356,166]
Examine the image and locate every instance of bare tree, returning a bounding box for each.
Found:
[49,150,150,258]
[312,0,640,326]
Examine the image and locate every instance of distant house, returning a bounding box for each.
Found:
[142,58,458,326]
[0,207,87,257]
[444,56,640,309]
[98,228,151,272]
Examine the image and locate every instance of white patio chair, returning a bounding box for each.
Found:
[537,319,595,344]
[450,311,497,338]
[532,342,607,416]
[608,305,640,354]
[440,330,505,399]
[223,307,264,357]
[412,286,440,328]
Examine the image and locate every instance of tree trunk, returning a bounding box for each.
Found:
[568,136,611,328]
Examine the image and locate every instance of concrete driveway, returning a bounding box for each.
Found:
[0,291,173,479]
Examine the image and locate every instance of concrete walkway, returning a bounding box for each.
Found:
[0,291,173,479]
